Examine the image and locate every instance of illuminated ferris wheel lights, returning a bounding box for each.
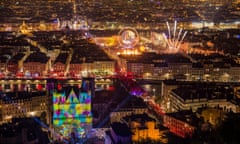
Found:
[118,27,139,48]
[121,49,141,55]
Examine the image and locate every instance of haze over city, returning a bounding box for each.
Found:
[0,0,240,144]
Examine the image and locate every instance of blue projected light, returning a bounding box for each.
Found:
[52,86,92,126]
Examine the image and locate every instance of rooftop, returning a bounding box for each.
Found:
[120,53,191,64]
[123,113,156,124]
[111,122,132,137]
[171,84,234,101]
[166,110,200,127]
[0,91,47,101]
[121,96,148,109]
[25,52,49,63]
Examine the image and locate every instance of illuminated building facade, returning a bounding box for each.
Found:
[19,21,32,35]
[167,84,240,113]
[0,91,50,125]
[23,52,50,77]
[120,52,240,82]
[68,39,115,77]
[110,97,148,123]
[69,61,115,77]
[51,78,94,139]
[163,111,196,138]
[53,53,68,75]
[0,30,115,78]
[123,113,168,143]
[110,108,148,124]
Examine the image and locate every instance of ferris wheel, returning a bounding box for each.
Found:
[118,27,139,48]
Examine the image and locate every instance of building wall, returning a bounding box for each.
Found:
[161,82,178,97]
[7,63,18,74]
[53,62,66,72]
[69,61,115,76]
[69,63,82,75]
[126,60,239,82]
[131,121,162,142]
[0,95,50,124]
[127,63,143,76]
[168,91,240,113]
[230,67,240,81]
[163,114,195,138]
[93,61,115,75]
[23,62,48,76]
[110,108,148,123]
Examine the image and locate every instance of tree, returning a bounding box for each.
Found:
[218,113,240,144]
[40,111,47,124]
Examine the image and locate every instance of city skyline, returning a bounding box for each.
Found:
[0,1,240,144]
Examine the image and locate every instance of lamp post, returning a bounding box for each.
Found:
[153,88,156,95]
[1,55,11,76]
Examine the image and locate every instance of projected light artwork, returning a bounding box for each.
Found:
[50,78,94,140]
[53,87,92,126]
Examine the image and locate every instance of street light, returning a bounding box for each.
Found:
[152,88,156,97]
[1,55,11,74]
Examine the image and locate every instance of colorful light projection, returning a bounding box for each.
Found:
[53,86,92,126]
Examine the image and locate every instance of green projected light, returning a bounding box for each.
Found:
[53,87,92,126]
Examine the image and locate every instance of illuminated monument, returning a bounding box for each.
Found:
[51,78,94,139]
